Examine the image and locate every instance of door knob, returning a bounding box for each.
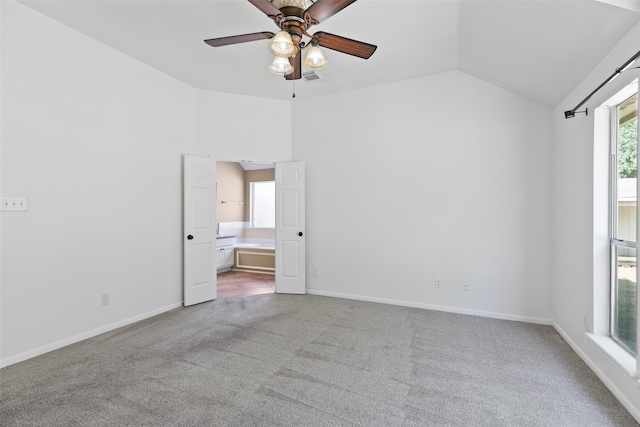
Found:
[187,235,194,240]
[298,232,303,236]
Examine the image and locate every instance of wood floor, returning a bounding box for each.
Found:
[217,270,275,299]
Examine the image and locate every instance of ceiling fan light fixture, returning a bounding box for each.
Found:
[205,1,377,80]
[269,31,297,57]
[303,46,328,69]
[269,56,295,76]
[271,0,313,9]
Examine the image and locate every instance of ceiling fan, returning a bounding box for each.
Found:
[204,0,377,80]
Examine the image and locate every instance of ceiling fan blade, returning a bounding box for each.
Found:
[314,32,377,59]
[204,32,275,47]
[248,0,283,18]
[285,53,302,80]
[306,0,357,24]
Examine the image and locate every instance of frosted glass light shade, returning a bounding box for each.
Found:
[272,0,313,9]
[269,56,294,76]
[269,31,297,58]
[303,46,328,69]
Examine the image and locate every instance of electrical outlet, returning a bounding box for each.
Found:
[101,293,110,306]
[462,280,471,291]
[313,268,319,277]
[434,278,442,289]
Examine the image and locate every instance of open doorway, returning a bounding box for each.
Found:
[216,161,276,298]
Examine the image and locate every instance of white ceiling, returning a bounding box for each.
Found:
[239,161,275,170]
[17,0,640,107]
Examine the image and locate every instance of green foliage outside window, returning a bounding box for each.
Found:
[615,107,637,354]
[618,118,638,179]
[616,267,637,354]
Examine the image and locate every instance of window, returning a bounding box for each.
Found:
[610,82,638,355]
[250,181,275,228]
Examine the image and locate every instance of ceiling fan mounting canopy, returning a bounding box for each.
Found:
[204,0,377,80]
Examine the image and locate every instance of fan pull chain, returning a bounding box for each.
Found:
[292,79,296,99]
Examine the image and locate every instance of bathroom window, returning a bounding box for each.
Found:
[609,82,638,355]
[250,181,275,228]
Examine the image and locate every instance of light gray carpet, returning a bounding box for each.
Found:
[1,294,637,426]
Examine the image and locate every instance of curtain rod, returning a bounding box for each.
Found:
[564,49,640,119]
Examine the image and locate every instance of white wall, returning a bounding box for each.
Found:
[293,70,553,323]
[197,91,291,162]
[0,1,291,366]
[551,21,640,420]
[0,0,196,364]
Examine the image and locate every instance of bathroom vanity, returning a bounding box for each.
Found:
[216,236,235,272]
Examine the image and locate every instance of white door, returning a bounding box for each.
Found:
[275,162,305,294]
[183,155,217,306]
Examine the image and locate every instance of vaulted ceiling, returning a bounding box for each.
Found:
[18,0,640,107]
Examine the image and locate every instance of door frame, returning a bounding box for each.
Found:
[204,157,305,295]
[215,159,276,238]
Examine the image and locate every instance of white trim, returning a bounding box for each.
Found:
[586,333,637,377]
[306,289,552,325]
[601,78,638,108]
[553,322,640,423]
[0,302,182,368]
[230,268,275,275]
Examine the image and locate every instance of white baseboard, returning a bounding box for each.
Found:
[306,289,552,325]
[0,302,182,368]
[552,322,640,424]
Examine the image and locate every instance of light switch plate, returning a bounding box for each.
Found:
[1,197,28,211]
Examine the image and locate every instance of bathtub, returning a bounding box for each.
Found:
[234,241,275,250]
[233,240,275,271]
